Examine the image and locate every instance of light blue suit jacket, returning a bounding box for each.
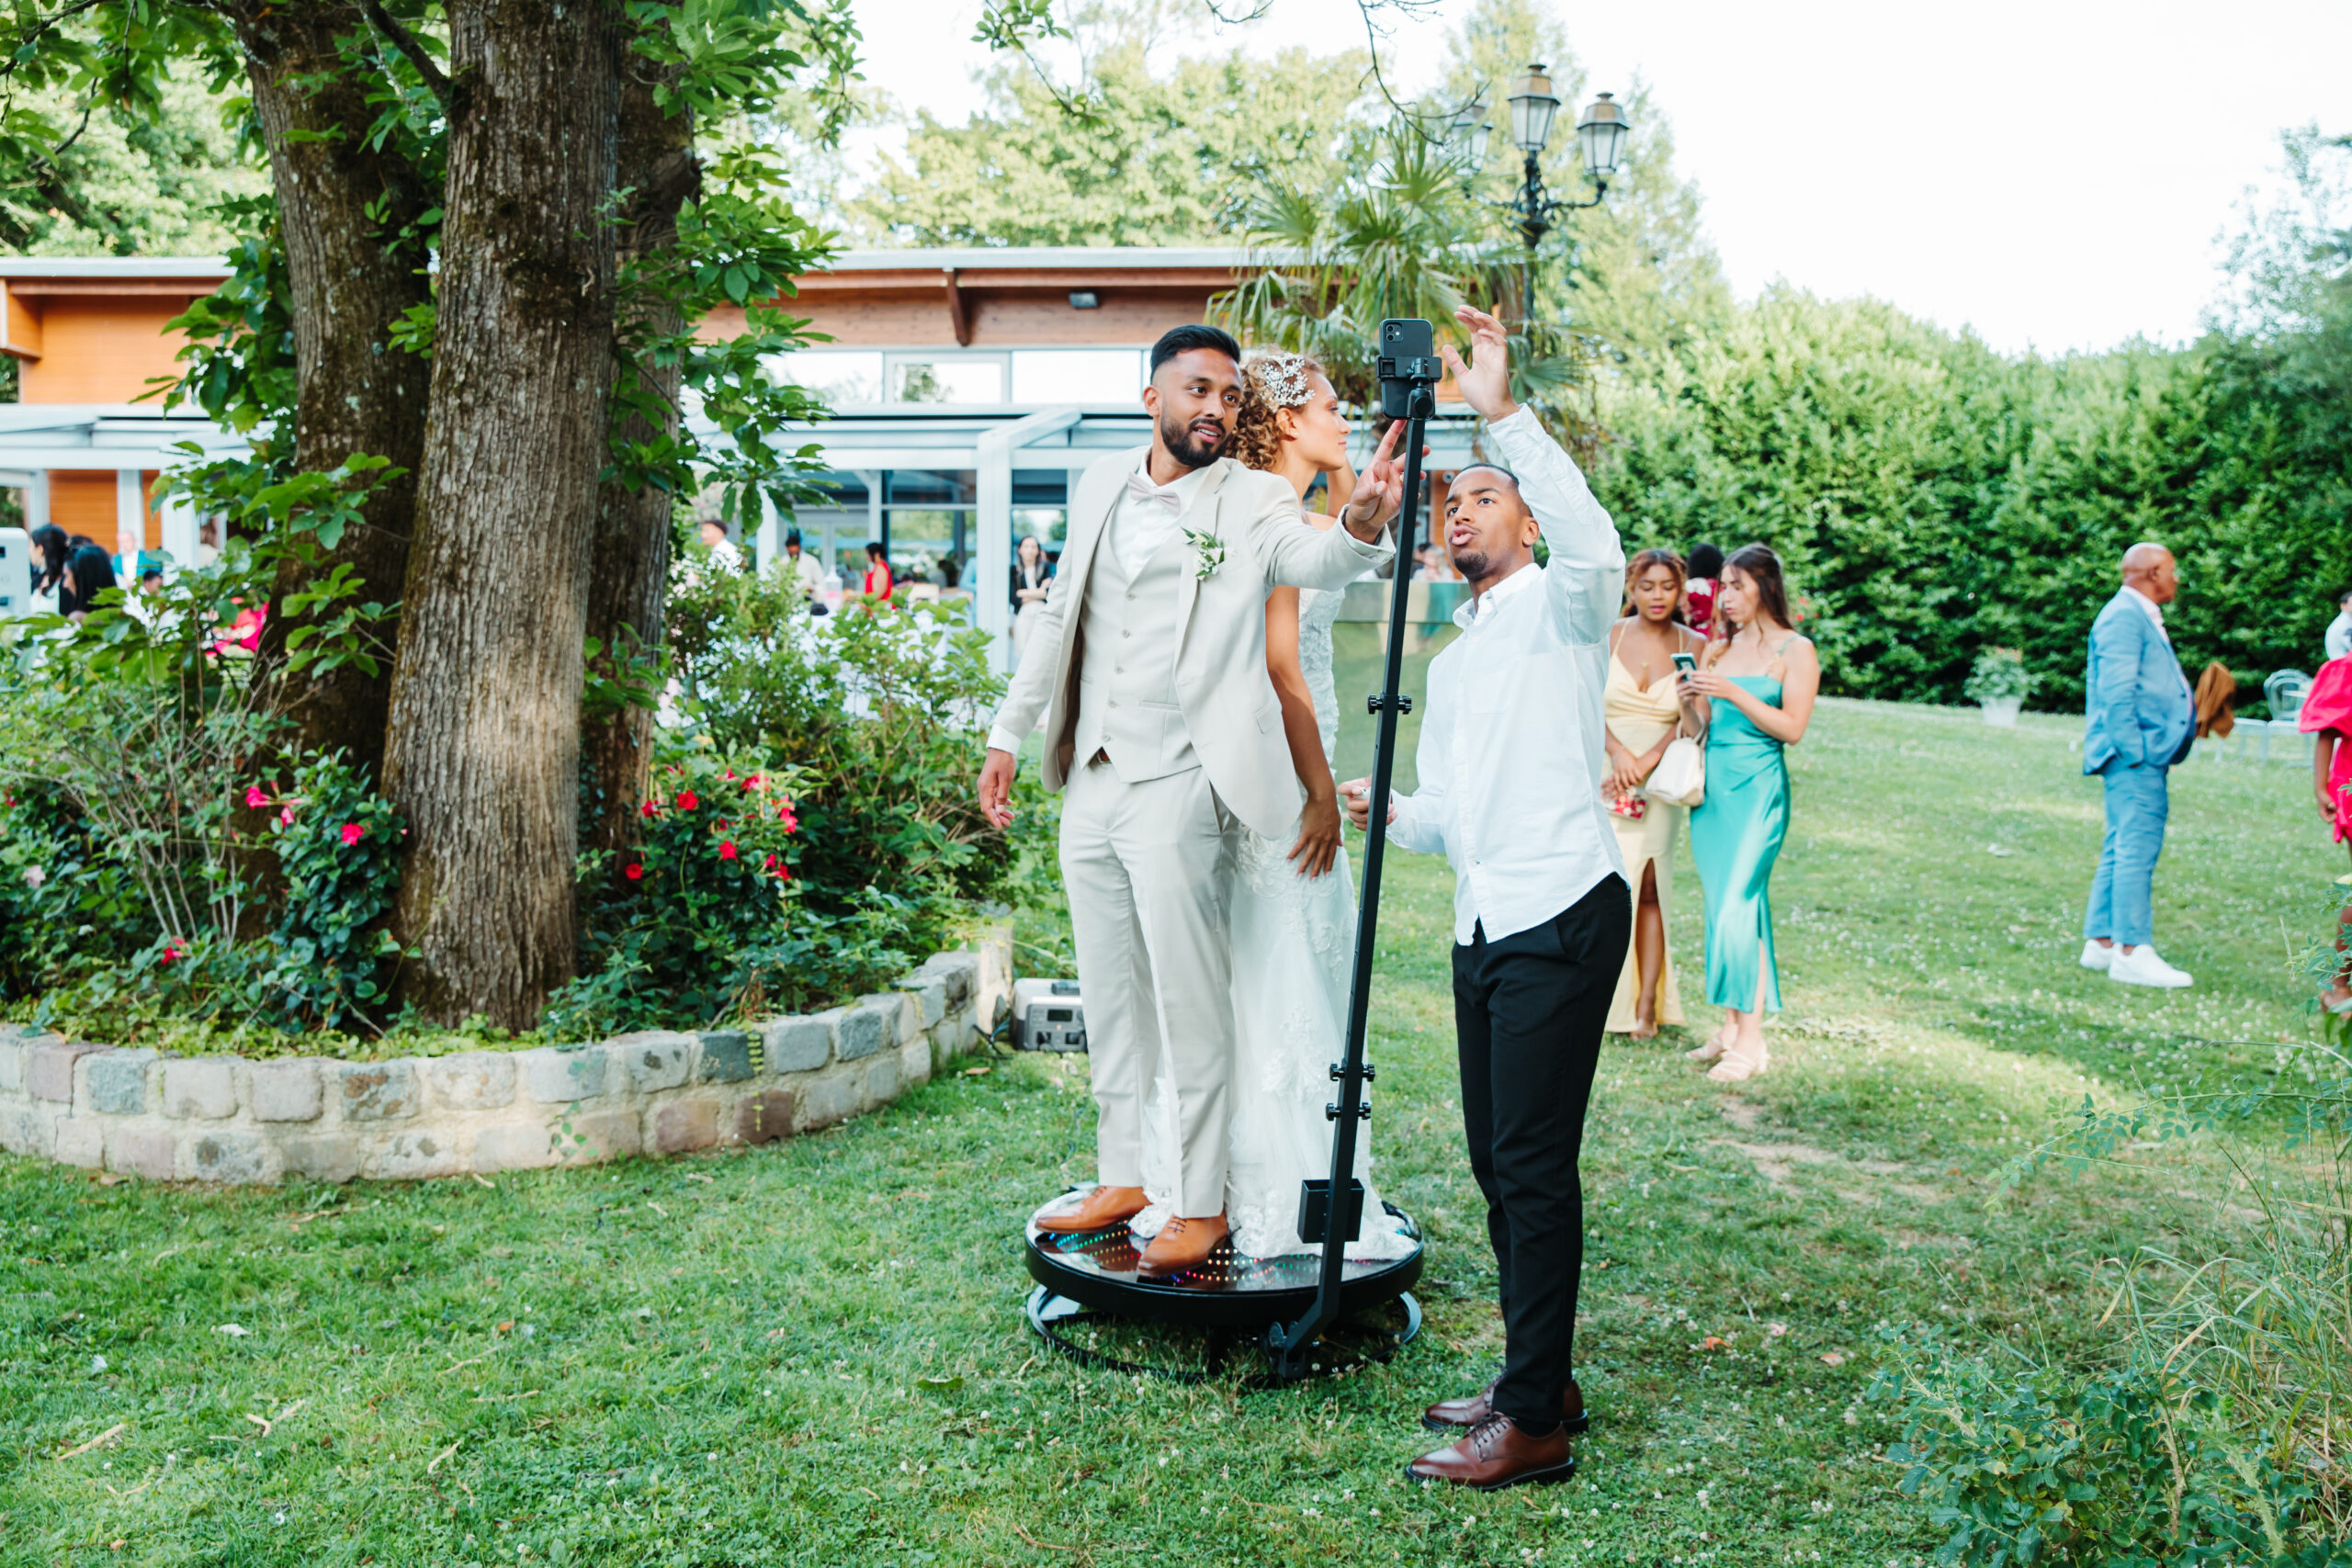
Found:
[2082,590,2193,773]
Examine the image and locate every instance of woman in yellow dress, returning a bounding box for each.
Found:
[1603,549,1708,1037]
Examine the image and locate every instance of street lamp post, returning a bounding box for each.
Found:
[1449,64,1632,325]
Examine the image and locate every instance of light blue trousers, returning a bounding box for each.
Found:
[2083,760,2169,948]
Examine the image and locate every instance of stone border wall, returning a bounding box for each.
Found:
[0,929,1010,1185]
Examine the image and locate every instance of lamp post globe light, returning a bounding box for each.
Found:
[1453,63,1632,325]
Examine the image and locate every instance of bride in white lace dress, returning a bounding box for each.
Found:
[1135,354,1416,1260]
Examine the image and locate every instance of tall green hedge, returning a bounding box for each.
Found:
[1597,288,2352,714]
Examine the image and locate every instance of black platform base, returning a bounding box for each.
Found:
[1021,1191,1425,1382]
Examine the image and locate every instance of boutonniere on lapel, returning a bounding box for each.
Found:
[1183,526,1226,581]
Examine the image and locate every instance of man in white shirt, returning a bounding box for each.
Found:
[1344,306,1628,1490]
[782,529,825,611]
[2325,587,2352,663]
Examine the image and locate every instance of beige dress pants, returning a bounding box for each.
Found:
[1058,758,1240,1218]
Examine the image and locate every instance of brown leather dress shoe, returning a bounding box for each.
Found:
[1406,1415,1576,1490]
[1033,1185,1148,1235]
[1423,1377,1589,1434]
[1135,1213,1230,1279]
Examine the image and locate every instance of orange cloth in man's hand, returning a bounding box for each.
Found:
[2192,661,2237,739]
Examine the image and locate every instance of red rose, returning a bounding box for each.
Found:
[625,863,644,881]
[639,799,661,818]
[676,790,700,811]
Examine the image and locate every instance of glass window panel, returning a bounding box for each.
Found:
[885,470,977,507]
[889,358,1004,404]
[1010,469,1069,507]
[1010,349,1146,404]
[767,350,883,403]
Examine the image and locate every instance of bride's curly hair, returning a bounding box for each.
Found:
[1228,353,1325,472]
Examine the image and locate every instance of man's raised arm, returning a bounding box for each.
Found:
[1438,306,1624,648]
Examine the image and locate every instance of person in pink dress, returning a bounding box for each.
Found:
[2299,657,2352,1011]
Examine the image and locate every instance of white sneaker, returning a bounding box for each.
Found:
[2079,940,2114,971]
[2109,945,2192,988]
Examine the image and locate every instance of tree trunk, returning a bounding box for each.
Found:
[380,0,625,1029]
[581,57,697,856]
[227,3,434,778]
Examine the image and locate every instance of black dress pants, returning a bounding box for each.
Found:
[1451,874,1630,1430]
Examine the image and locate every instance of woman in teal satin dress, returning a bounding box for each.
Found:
[1679,545,1818,1083]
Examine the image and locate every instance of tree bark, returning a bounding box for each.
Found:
[581,54,697,856]
[225,2,434,778]
[380,0,625,1028]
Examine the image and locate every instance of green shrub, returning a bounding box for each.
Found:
[1876,1348,2344,1566]
[1964,648,2035,704]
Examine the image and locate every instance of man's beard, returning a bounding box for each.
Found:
[1451,545,1495,581]
[1159,410,1227,469]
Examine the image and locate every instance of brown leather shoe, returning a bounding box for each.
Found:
[1135,1212,1230,1279]
[1406,1414,1576,1490]
[1033,1185,1148,1235]
[1423,1377,1589,1434]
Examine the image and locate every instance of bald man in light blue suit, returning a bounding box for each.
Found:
[2080,543,2195,988]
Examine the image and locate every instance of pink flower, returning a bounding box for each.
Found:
[244,784,269,809]
[21,865,45,889]
[159,938,187,965]
[277,806,295,827]
[639,799,661,818]
[777,807,799,833]
[625,862,644,881]
[743,774,763,790]
[339,822,365,847]
[718,840,739,861]
[723,769,738,781]
[676,790,700,812]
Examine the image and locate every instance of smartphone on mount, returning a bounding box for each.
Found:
[1375,318,1439,422]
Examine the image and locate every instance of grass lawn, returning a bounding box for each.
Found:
[3,699,2336,1567]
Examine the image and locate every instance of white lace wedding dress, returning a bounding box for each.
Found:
[1134,576,1417,1260]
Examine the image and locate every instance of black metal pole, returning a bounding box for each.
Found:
[1267,386,1433,1380]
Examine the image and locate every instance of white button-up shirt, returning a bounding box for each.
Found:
[2122,584,2169,639]
[1386,407,1628,945]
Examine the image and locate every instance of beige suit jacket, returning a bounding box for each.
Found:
[989,446,1394,839]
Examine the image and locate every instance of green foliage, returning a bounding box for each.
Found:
[1965,649,2035,704]
[853,6,1366,246]
[0,17,260,255]
[0,783,149,993]
[1875,1350,2341,1567]
[252,751,408,1030]
[669,564,1020,911]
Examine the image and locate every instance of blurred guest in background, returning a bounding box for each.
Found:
[2325,585,2352,661]
[1683,544,1815,1082]
[1010,534,1054,665]
[862,541,894,600]
[2078,542,2196,989]
[30,524,67,610]
[783,529,824,609]
[61,540,118,624]
[696,517,743,574]
[1683,542,1724,637]
[1602,547,1706,1039]
[2299,652,2352,1012]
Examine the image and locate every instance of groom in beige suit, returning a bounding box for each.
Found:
[978,324,1404,1276]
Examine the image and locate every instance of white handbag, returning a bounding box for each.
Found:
[1644,734,1706,808]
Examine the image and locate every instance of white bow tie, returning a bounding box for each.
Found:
[1124,472,1184,516]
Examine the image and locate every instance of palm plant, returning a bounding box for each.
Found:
[1211,120,1604,464]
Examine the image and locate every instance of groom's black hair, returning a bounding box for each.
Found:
[1149,324,1242,378]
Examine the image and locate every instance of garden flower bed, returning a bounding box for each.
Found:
[0,929,1007,1185]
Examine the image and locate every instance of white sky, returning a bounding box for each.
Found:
[841,0,2352,356]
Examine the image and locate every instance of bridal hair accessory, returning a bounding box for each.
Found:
[1183,525,1227,581]
[1246,353,1316,411]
